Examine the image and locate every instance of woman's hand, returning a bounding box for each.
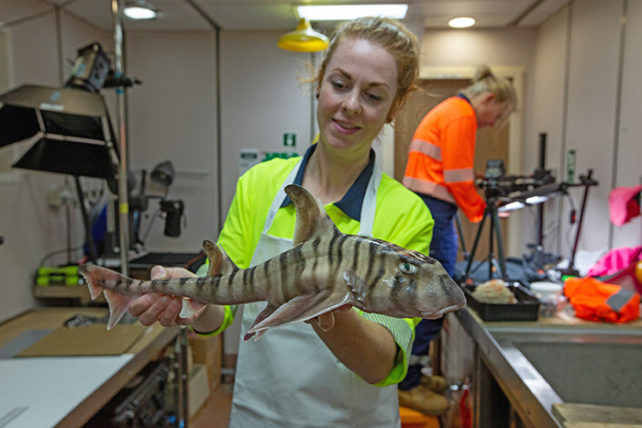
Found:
[128,265,195,327]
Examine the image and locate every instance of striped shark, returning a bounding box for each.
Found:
[79,184,466,339]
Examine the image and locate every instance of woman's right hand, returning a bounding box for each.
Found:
[128,265,196,327]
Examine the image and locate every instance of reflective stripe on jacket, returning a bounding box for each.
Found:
[403,96,485,222]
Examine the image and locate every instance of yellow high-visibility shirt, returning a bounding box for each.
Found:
[201,144,434,386]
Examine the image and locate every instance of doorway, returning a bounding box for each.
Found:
[393,79,510,264]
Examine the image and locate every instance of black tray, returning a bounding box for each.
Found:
[463,282,539,322]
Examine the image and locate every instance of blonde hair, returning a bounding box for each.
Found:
[461,65,517,110]
[314,17,420,122]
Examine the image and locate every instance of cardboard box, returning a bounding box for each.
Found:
[16,323,147,357]
[188,332,222,387]
[189,363,211,418]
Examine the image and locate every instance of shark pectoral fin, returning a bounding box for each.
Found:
[246,291,354,337]
[103,289,139,330]
[243,304,278,341]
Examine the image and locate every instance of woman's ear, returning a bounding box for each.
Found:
[483,92,496,104]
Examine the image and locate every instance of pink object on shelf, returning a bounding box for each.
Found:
[608,185,642,226]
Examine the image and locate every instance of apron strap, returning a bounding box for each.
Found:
[358,163,382,237]
[262,159,304,234]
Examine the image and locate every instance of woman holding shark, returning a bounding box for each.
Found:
[126,17,456,427]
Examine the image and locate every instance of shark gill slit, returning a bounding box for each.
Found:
[312,238,321,284]
[390,274,407,311]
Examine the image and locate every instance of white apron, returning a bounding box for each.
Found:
[228,159,400,428]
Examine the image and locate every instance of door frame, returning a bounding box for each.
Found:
[419,65,525,258]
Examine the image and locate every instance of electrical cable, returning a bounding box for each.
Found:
[38,245,84,268]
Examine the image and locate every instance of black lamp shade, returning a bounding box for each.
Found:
[0,84,118,179]
[12,138,116,179]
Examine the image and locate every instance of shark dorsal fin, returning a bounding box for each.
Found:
[285,184,338,245]
[202,240,236,276]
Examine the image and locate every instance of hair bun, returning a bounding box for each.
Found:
[474,65,494,82]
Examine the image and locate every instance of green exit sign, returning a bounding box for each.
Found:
[283,132,296,147]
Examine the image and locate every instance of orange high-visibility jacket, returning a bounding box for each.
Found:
[564,277,640,323]
[403,96,485,222]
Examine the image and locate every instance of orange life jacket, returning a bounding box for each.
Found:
[402,96,485,222]
[564,277,640,323]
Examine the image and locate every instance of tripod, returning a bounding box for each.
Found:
[462,194,507,284]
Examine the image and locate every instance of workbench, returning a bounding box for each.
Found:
[447,307,642,428]
[0,307,189,427]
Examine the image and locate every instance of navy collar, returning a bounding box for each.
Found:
[280,144,376,221]
[456,92,472,105]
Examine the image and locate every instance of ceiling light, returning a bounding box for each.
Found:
[448,17,476,28]
[124,1,158,20]
[297,4,408,21]
[278,18,329,53]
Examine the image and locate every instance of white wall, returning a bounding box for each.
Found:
[612,0,642,247]
[531,0,641,267]
[219,30,314,221]
[126,30,219,251]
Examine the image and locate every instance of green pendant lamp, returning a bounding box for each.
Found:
[278,18,329,52]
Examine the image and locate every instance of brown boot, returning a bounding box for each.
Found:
[420,374,447,393]
[398,385,449,416]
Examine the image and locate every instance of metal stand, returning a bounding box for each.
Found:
[74,176,98,263]
[455,213,469,262]
[463,196,507,283]
[559,169,598,277]
[173,326,189,427]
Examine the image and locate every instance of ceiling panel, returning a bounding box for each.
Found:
[2,0,571,33]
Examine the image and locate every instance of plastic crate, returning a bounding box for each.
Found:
[463,282,539,322]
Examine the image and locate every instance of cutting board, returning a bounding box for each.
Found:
[553,403,642,427]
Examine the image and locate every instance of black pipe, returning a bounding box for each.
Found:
[537,133,547,246]
[567,170,596,275]
[74,176,97,263]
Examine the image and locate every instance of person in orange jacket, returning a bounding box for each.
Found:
[398,65,517,414]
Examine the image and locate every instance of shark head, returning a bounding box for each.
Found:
[347,240,467,319]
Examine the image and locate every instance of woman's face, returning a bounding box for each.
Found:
[476,95,511,128]
[316,38,399,155]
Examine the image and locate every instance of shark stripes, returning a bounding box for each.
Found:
[79,184,466,334]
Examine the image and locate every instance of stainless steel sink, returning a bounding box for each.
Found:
[490,328,642,410]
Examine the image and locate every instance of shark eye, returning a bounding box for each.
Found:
[399,262,416,274]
